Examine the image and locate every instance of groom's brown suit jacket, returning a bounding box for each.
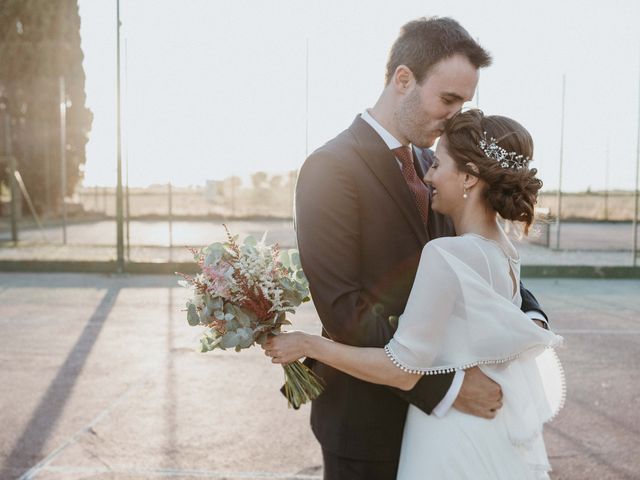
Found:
[294,115,545,462]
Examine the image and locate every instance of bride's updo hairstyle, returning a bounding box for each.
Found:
[443,109,543,234]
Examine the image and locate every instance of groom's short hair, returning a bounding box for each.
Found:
[385,17,492,86]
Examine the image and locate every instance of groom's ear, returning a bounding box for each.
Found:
[393,65,414,93]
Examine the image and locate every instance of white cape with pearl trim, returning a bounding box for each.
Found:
[385,235,565,479]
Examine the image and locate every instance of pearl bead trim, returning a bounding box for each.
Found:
[383,337,564,376]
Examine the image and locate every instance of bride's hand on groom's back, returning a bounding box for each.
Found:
[453,367,503,419]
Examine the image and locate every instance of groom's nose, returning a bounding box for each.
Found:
[446,105,463,120]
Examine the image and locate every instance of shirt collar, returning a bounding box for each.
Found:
[361,109,408,151]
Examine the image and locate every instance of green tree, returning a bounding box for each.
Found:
[0,0,92,214]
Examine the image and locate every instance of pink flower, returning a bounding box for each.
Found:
[203,264,231,297]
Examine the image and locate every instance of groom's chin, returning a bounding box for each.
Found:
[415,135,438,149]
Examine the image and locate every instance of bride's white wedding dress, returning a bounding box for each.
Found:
[385,234,565,480]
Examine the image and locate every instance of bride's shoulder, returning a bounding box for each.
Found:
[423,235,481,263]
[424,235,474,254]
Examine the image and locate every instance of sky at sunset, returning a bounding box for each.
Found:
[78,0,640,191]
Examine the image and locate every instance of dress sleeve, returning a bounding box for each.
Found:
[386,239,562,376]
[384,242,459,373]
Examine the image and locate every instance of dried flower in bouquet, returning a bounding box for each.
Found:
[178,226,324,408]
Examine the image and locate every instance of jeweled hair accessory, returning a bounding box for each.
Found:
[478,132,529,170]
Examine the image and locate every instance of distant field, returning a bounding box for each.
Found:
[76,188,638,222]
[76,185,295,218]
[537,192,637,221]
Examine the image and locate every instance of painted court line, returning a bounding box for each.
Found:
[40,465,322,479]
[17,372,152,480]
[555,329,640,335]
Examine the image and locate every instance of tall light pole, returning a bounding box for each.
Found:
[555,74,566,250]
[475,37,481,108]
[123,38,131,261]
[305,37,309,159]
[633,51,640,267]
[59,76,67,244]
[604,140,610,221]
[115,0,125,272]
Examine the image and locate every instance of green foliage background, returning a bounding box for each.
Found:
[0,0,93,214]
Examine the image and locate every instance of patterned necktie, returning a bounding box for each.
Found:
[392,146,429,226]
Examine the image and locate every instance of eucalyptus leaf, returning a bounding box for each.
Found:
[220,327,254,350]
[234,308,254,328]
[280,250,291,269]
[199,306,212,323]
[237,327,256,348]
[226,318,241,331]
[240,245,257,259]
[204,243,225,265]
[244,235,258,247]
[199,337,211,352]
[290,251,301,269]
[187,303,200,326]
[207,296,223,311]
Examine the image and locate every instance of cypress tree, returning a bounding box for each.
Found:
[0,0,93,214]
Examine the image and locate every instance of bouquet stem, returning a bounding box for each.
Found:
[282,360,325,409]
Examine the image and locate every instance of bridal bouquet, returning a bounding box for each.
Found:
[178,226,324,408]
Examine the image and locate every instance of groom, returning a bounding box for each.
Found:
[294,17,548,480]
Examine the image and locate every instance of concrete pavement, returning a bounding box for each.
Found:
[0,274,638,479]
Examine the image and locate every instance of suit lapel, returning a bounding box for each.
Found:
[349,116,428,245]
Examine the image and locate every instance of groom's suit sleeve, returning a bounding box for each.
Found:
[520,282,548,320]
[295,148,454,414]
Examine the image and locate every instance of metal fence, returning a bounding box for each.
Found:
[1,184,639,267]
[76,182,296,219]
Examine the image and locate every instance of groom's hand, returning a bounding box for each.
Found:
[453,366,503,419]
[534,319,547,329]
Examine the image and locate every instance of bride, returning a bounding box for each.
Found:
[264,109,564,479]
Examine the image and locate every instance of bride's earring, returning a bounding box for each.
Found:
[463,187,469,199]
